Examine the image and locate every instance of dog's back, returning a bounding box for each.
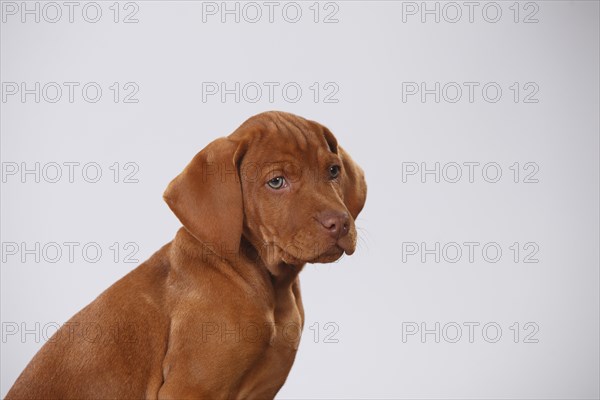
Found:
[6,246,172,399]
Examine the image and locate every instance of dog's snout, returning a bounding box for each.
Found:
[317,210,350,239]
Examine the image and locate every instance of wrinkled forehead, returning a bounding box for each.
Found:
[241,114,336,166]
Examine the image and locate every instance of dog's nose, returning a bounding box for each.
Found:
[317,210,350,239]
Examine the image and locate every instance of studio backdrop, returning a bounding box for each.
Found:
[1,1,599,398]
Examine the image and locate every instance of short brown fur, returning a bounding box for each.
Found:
[6,111,367,400]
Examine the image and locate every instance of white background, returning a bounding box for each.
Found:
[1,1,599,398]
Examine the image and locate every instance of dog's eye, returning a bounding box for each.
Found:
[329,165,341,179]
[267,176,287,190]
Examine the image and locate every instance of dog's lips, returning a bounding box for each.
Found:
[336,236,356,256]
[276,231,356,264]
[309,245,344,264]
[305,234,357,263]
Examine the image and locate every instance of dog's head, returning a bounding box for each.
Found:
[164,111,367,268]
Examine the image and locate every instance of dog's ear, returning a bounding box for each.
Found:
[338,145,367,220]
[164,137,246,257]
[321,126,367,219]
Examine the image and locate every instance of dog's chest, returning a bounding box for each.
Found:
[236,284,304,398]
[271,284,304,350]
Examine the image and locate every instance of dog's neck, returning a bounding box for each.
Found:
[171,228,302,289]
[239,236,304,284]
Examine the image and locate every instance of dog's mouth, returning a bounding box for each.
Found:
[278,237,355,265]
[309,245,345,264]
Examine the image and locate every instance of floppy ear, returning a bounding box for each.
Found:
[163,137,245,257]
[338,145,367,220]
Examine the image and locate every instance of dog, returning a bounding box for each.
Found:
[6,111,367,399]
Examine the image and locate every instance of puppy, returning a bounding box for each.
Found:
[6,111,367,399]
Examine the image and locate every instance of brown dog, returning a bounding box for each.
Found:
[6,111,367,399]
